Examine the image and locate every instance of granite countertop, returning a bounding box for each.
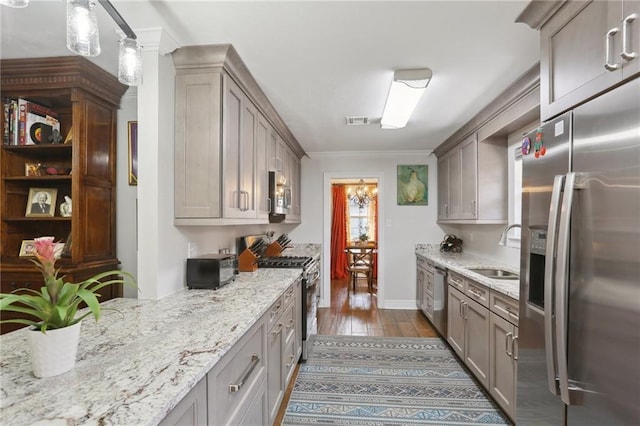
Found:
[282,243,321,261]
[415,244,520,300]
[0,268,302,426]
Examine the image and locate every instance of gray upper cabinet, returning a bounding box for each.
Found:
[434,64,539,225]
[437,134,507,224]
[173,44,305,225]
[530,0,640,120]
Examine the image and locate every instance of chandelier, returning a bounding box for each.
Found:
[348,179,376,208]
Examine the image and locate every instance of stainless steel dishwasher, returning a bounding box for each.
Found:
[433,266,448,337]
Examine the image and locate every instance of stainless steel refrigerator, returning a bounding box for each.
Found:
[516,77,640,425]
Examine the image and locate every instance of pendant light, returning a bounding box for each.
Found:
[66,0,101,57]
[118,37,143,86]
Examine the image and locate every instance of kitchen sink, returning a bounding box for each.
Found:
[468,268,519,280]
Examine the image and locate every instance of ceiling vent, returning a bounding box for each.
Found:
[345,116,370,126]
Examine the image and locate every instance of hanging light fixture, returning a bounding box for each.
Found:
[66,0,101,57]
[0,0,29,8]
[348,179,377,208]
[118,37,143,85]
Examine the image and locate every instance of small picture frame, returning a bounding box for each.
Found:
[128,121,138,185]
[25,188,57,217]
[61,232,72,258]
[19,240,36,257]
[25,163,41,176]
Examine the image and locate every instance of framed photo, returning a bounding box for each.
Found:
[25,187,57,217]
[19,240,36,257]
[128,121,138,185]
[25,162,41,176]
[397,165,428,205]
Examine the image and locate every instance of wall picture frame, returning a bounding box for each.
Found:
[25,187,57,217]
[397,165,428,205]
[128,121,138,185]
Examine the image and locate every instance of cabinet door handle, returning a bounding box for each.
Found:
[605,27,621,71]
[513,336,519,361]
[286,319,295,330]
[267,197,272,213]
[445,204,449,217]
[228,354,260,393]
[621,13,638,61]
[286,354,296,369]
[505,332,513,356]
[471,200,476,216]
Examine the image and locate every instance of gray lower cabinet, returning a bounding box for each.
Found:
[159,378,208,426]
[208,314,268,425]
[267,281,301,424]
[489,292,519,421]
[539,0,640,120]
[160,279,302,426]
[447,285,490,388]
[489,312,518,421]
[416,256,435,322]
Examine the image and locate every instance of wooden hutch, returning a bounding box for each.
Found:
[0,57,127,334]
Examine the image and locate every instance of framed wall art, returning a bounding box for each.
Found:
[397,165,428,205]
[128,121,138,185]
[25,187,57,217]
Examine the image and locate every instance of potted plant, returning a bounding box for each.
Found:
[0,236,136,378]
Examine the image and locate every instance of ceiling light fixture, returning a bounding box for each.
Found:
[0,0,28,8]
[380,68,432,129]
[1,0,142,86]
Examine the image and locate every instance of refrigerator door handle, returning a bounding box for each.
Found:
[555,172,576,405]
[545,174,564,396]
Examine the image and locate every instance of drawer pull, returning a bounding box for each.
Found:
[286,319,295,330]
[229,354,260,393]
[270,303,281,319]
[272,324,283,336]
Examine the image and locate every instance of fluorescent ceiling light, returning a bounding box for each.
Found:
[380,68,432,129]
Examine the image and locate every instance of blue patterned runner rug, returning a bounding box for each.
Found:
[282,335,510,425]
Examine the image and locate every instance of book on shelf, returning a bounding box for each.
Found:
[2,98,18,145]
[17,98,60,145]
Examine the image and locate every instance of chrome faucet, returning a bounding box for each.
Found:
[498,223,521,246]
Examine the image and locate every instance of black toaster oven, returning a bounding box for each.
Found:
[186,253,237,290]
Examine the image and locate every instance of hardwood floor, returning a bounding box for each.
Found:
[274,277,439,425]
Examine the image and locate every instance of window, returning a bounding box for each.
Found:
[348,204,371,240]
[506,121,537,248]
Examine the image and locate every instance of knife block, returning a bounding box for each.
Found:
[238,249,258,272]
[264,241,285,257]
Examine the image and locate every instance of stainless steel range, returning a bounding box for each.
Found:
[257,254,320,362]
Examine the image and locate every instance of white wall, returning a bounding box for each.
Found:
[116,90,138,298]
[449,224,520,267]
[289,151,445,309]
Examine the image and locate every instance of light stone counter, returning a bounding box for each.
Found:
[415,244,520,300]
[0,268,302,426]
[282,243,321,262]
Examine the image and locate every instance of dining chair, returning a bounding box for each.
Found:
[345,247,375,293]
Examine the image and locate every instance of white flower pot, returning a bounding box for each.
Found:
[26,321,81,378]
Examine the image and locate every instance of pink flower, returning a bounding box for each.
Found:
[32,236,59,302]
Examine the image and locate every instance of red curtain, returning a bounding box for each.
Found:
[330,185,348,279]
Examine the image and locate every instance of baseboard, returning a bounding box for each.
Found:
[380,299,420,309]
